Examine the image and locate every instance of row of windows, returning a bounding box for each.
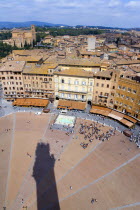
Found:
[4,87,23,90]
[24,84,52,88]
[1,72,20,75]
[96,83,113,88]
[61,79,93,86]
[118,86,137,94]
[24,76,52,81]
[95,98,113,104]
[1,76,21,80]
[4,92,24,95]
[61,93,85,100]
[3,82,22,85]
[116,93,135,102]
[95,91,109,96]
[60,85,92,92]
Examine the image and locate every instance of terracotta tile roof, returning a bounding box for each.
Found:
[54,68,94,77]
[114,59,140,65]
[23,63,57,75]
[95,70,112,78]
[58,59,101,67]
[106,44,117,49]
[0,61,25,72]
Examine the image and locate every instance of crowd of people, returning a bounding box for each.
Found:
[130,131,140,148]
[79,122,116,149]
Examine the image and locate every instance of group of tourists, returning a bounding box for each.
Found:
[79,122,116,149]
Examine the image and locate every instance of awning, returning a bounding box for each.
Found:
[120,119,134,128]
[90,105,135,127]
[13,98,49,107]
[123,115,137,123]
[58,100,86,110]
[90,106,111,116]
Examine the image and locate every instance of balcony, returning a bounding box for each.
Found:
[60,96,86,101]
[98,95,108,98]
[59,89,87,94]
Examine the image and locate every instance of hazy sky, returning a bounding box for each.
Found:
[0,0,140,27]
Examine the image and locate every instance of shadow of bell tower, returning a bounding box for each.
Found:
[32,143,60,210]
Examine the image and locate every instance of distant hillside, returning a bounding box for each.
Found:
[0,21,68,29]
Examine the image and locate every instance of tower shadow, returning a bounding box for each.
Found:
[32,143,60,210]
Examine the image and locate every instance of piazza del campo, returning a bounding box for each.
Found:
[0,8,140,210]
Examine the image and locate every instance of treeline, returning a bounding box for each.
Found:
[0,32,12,40]
[35,27,103,37]
[36,33,47,42]
[0,42,18,58]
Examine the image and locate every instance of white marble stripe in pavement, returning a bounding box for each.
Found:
[4,113,16,207]
[110,202,140,210]
[60,153,140,202]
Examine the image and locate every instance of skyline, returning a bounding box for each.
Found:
[0,0,140,28]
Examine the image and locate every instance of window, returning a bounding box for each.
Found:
[131,98,134,102]
[126,96,129,100]
[96,83,99,87]
[122,86,126,90]
[61,79,64,83]
[44,78,47,81]
[49,78,52,81]
[90,82,93,86]
[107,84,109,88]
[68,94,71,99]
[82,81,86,85]
[82,95,84,99]
[100,92,103,95]
[105,93,109,96]
[112,86,115,89]
[75,80,79,85]
[118,85,121,89]
[96,91,98,94]
[68,79,71,84]
[128,88,131,92]
[75,86,78,91]
[111,92,114,96]
[75,94,78,99]
[101,84,104,87]
[133,90,136,94]
[19,77,21,80]
[61,93,64,98]
[16,82,18,85]
[82,87,85,92]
